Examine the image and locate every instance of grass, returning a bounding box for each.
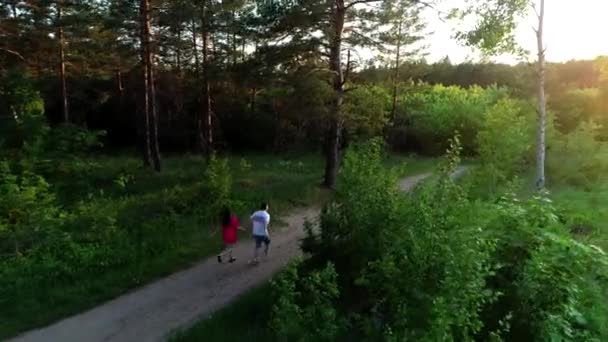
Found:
[171,155,440,342]
[551,183,608,250]
[507,168,608,251]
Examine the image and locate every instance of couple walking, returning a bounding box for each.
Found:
[217,202,270,265]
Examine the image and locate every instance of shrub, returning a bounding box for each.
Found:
[44,123,105,156]
[301,138,401,285]
[271,261,342,342]
[548,121,608,187]
[482,193,608,341]
[0,161,62,256]
[343,85,391,140]
[390,84,508,155]
[473,99,534,195]
[201,153,233,222]
[0,72,48,154]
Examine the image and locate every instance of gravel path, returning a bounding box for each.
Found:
[10,168,467,342]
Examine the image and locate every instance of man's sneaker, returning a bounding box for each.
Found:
[217,255,222,263]
[229,257,236,263]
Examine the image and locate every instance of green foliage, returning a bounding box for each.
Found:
[271,261,342,342]
[0,161,61,256]
[301,138,401,285]
[0,72,47,152]
[44,124,105,155]
[453,0,529,56]
[473,99,533,194]
[483,192,608,341]
[393,84,509,155]
[548,121,608,188]
[202,153,233,221]
[268,70,334,150]
[239,158,252,173]
[343,85,390,139]
[272,141,608,341]
[550,88,601,133]
[517,233,608,340]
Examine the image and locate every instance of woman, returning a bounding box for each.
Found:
[217,207,241,263]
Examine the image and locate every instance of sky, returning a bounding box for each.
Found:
[421,0,608,64]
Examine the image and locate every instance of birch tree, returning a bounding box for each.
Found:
[454,0,547,190]
[534,0,546,189]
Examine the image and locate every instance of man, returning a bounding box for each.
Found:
[250,202,270,264]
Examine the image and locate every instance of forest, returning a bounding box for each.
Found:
[1,0,608,341]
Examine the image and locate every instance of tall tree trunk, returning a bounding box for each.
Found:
[57,0,69,123]
[140,0,161,171]
[232,10,237,67]
[192,19,202,152]
[11,1,17,18]
[241,40,245,63]
[211,32,217,58]
[535,0,546,189]
[323,1,346,189]
[176,26,182,76]
[250,86,256,111]
[116,68,124,96]
[192,20,200,78]
[197,2,212,156]
[390,20,402,121]
[202,28,212,156]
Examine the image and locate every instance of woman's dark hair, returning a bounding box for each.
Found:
[260,202,268,210]
[221,207,231,226]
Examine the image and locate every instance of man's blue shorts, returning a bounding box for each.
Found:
[253,235,270,248]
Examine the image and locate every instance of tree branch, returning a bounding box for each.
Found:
[0,47,25,61]
[531,3,540,21]
[410,0,446,22]
[304,67,336,77]
[345,0,381,10]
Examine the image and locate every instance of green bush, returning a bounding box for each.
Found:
[480,192,608,341]
[548,121,608,188]
[271,261,343,342]
[201,153,233,222]
[550,88,600,133]
[0,72,48,154]
[343,85,391,140]
[0,161,62,256]
[44,123,105,156]
[390,84,508,155]
[473,98,534,195]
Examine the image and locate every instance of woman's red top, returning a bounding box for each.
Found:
[222,215,239,244]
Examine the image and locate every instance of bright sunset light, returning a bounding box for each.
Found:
[426,0,608,63]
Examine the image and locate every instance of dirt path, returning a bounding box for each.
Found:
[10,168,467,342]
